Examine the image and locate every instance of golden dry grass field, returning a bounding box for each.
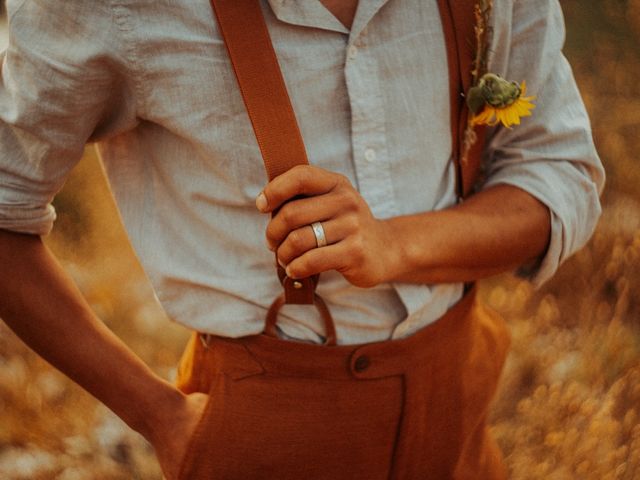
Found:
[1,1,639,478]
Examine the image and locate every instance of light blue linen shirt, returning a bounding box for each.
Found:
[0,0,604,344]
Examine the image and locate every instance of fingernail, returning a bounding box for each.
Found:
[266,238,275,251]
[277,257,286,268]
[256,192,268,212]
[285,266,294,278]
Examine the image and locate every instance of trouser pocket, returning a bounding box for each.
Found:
[176,374,224,480]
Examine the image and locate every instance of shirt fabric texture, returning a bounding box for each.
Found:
[0,0,604,344]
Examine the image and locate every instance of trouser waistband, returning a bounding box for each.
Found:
[193,287,477,382]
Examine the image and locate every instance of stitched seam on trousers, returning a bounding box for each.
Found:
[231,342,267,379]
[387,374,406,480]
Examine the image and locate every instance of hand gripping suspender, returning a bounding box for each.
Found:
[209,0,485,345]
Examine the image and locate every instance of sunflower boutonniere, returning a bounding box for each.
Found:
[463,1,536,147]
[468,74,536,128]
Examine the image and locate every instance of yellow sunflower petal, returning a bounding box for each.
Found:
[488,109,501,126]
[513,100,533,117]
[495,109,510,128]
[518,82,536,108]
[512,104,528,117]
[501,110,513,127]
[508,108,521,126]
[471,106,496,126]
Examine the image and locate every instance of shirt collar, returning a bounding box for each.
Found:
[266,0,391,39]
[266,0,349,33]
[349,0,388,40]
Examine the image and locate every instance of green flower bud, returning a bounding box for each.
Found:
[478,73,521,108]
[466,85,487,114]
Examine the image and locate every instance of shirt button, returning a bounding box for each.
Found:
[354,355,370,372]
[348,45,358,61]
[364,148,376,162]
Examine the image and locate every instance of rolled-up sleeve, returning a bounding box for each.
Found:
[0,0,137,235]
[482,0,605,286]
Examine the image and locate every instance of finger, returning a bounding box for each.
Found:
[257,165,345,213]
[276,219,343,266]
[285,241,349,280]
[265,193,346,250]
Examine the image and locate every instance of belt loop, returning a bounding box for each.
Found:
[199,332,212,349]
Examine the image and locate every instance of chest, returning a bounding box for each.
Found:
[319,0,359,28]
[119,0,453,215]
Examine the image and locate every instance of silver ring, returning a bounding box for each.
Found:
[311,222,327,248]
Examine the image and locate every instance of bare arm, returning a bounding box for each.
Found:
[0,229,206,480]
[386,184,551,284]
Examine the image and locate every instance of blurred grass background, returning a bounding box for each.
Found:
[0,1,639,478]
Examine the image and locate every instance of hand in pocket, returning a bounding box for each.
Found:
[150,392,210,480]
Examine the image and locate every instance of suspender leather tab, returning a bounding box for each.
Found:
[278,266,318,305]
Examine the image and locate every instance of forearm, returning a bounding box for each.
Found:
[0,229,183,440]
[387,184,551,284]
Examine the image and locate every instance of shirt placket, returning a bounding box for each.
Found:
[345,30,397,220]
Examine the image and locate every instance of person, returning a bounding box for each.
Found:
[0,0,603,478]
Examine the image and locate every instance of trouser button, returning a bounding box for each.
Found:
[354,355,370,372]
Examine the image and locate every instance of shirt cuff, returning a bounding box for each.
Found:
[482,160,601,288]
[0,203,56,236]
[514,209,563,287]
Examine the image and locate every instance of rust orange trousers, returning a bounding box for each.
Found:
[175,290,510,479]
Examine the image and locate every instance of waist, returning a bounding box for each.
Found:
[194,286,478,381]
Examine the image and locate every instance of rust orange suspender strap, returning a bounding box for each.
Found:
[437,0,488,199]
[208,0,317,303]
[208,0,308,181]
[209,0,336,344]
[209,0,485,342]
